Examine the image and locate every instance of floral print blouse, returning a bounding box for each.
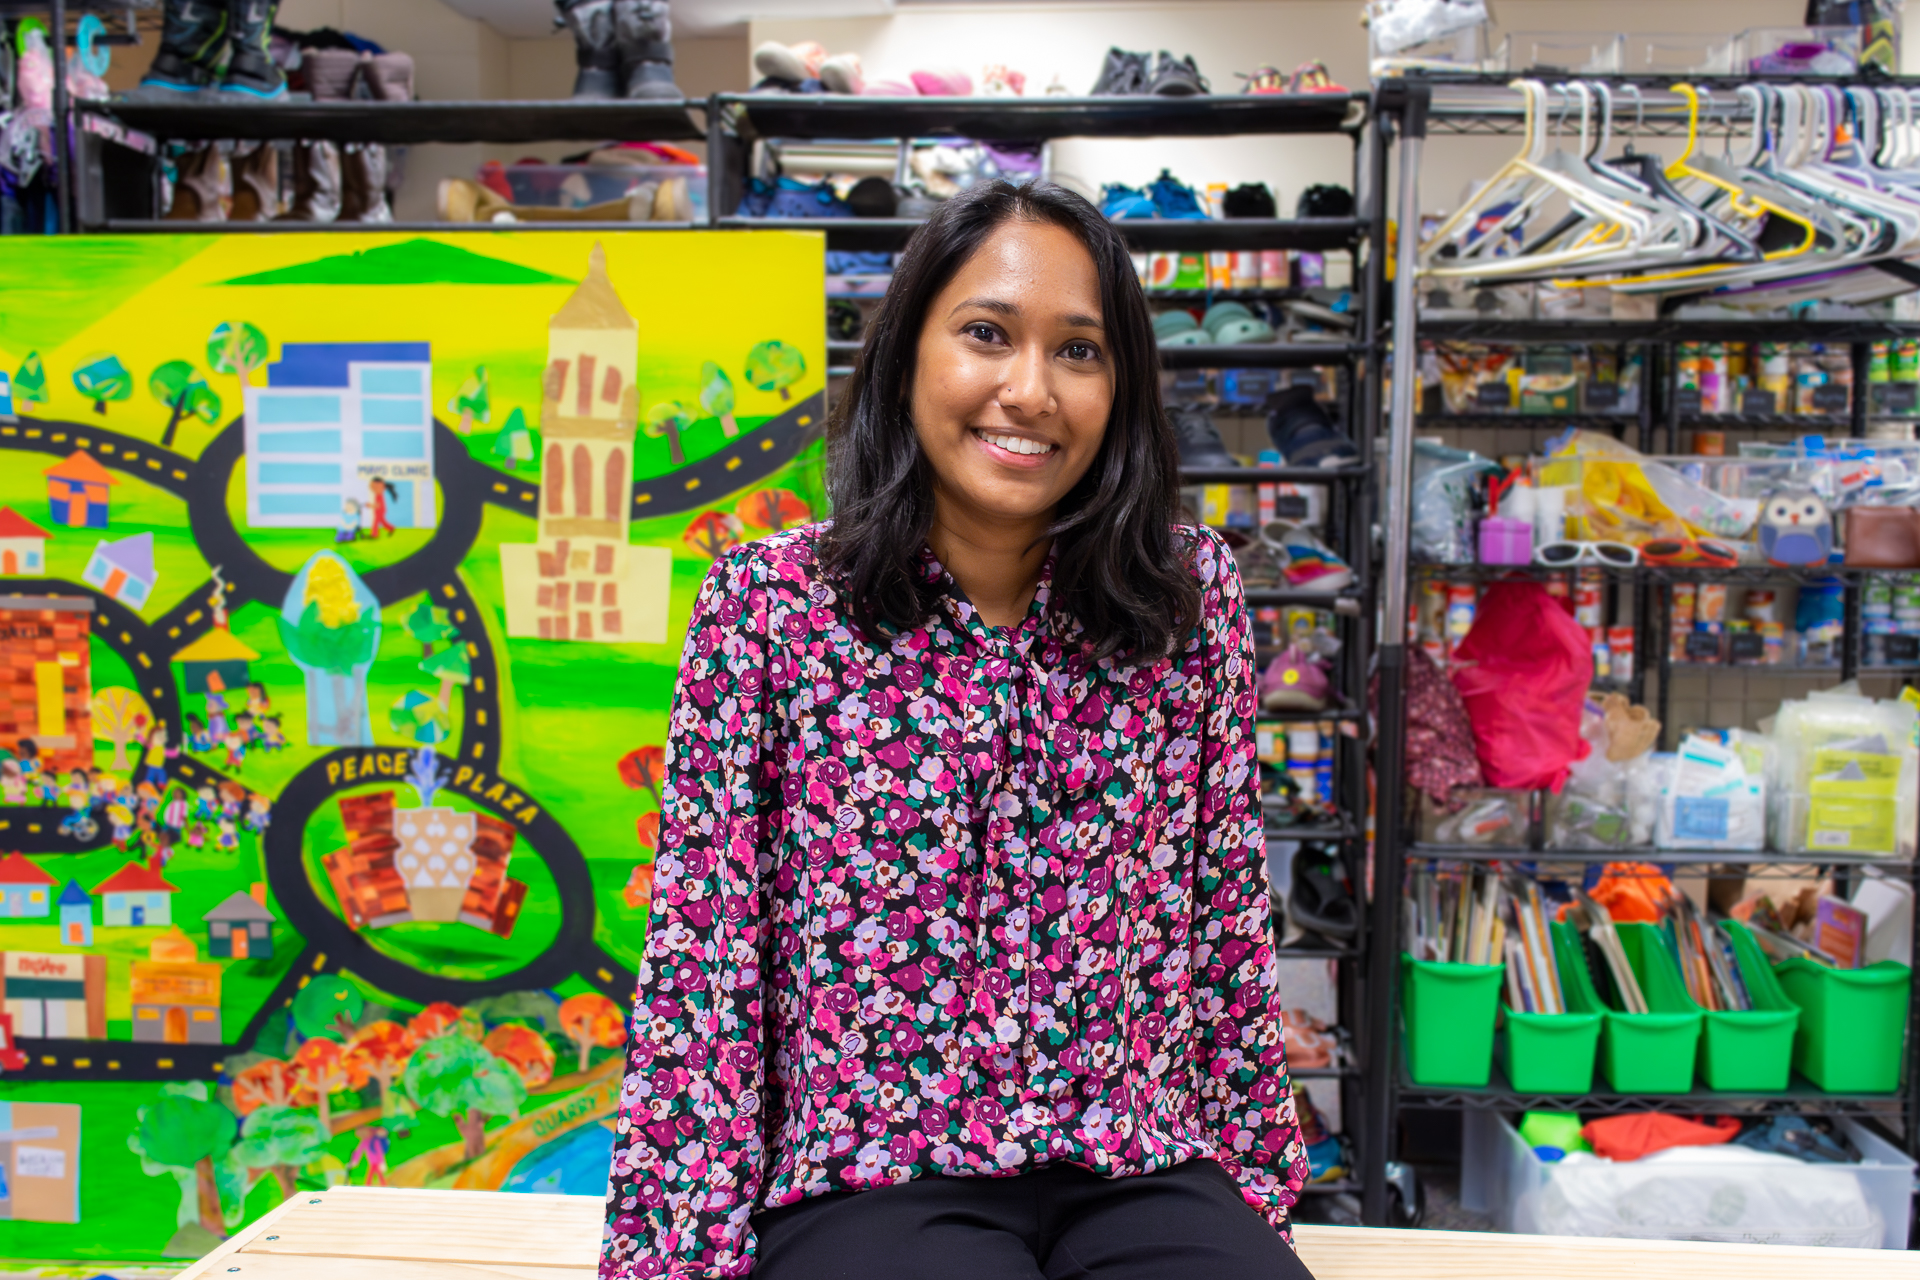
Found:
[602,523,1309,1279]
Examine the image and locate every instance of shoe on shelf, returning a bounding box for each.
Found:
[1237,65,1287,94]
[1289,845,1358,940]
[1259,644,1331,712]
[818,52,863,93]
[734,175,773,217]
[276,141,342,222]
[128,50,216,99]
[227,142,279,219]
[1153,310,1208,347]
[1296,183,1355,218]
[1148,51,1208,96]
[1202,301,1276,345]
[1099,182,1157,219]
[862,77,918,95]
[1266,385,1359,468]
[1232,537,1282,590]
[165,144,225,221]
[1170,402,1236,468]
[980,64,1025,96]
[847,175,897,217]
[767,176,852,219]
[909,66,972,95]
[1145,169,1208,219]
[1223,182,1276,218]
[218,45,287,100]
[362,51,414,102]
[827,299,862,342]
[752,41,808,82]
[559,0,621,98]
[131,0,226,100]
[1289,59,1347,93]
[1261,520,1354,593]
[1090,46,1150,95]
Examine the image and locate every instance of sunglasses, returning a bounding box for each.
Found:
[1534,541,1640,568]
[1640,537,1740,569]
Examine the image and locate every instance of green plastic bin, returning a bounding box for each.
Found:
[1775,954,1912,1093]
[1401,954,1504,1087]
[1496,923,1603,1094]
[1699,921,1800,1091]
[1557,921,1702,1093]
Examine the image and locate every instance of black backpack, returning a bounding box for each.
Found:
[1296,184,1354,218]
[1222,182,1276,218]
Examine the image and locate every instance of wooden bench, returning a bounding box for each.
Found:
[174,1185,1920,1280]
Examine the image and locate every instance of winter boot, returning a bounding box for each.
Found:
[276,141,341,221]
[362,51,414,101]
[301,47,359,100]
[226,142,278,219]
[338,142,393,223]
[557,0,620,99]
[130,0,227,98]
[614,0,677,98]
[219,0,286,99]
[165,144,225,220]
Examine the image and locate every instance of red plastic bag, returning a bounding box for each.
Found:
[1449,581,1591,791]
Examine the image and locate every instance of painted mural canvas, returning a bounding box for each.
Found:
[0,230,826,1264]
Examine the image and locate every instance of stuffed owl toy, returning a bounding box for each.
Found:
[1758,489,1834,566]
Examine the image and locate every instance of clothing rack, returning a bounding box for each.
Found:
[1366,74,1920,1231]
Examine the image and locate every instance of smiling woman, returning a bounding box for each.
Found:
[602,182,1315,1280]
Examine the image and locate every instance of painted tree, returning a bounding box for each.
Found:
[91,686,153,771]
[148,360,222,449]
[482,1024,555,1089]
[290,1036,369,1133]
[401,1032,527,1163]
[557,992,626,1075]
[291,973,366,1042]
[345,1020,417,1115]
[207,321,269,389]
[618,745,665,807]
[467,991,560,1032]
[735,489,811,534]
[232,1103,328,1202]
[128,1081,239,1237]
[447,366,490,435]
[229,1058,299,1116]
[407,1001,465,1042]
[73,353,133,415]
[405,597,456,654]
[388,690,450,745]
[490,406,537,471]
[623,861,655,911]
[278,554,382,747]
[698,361,739,438]
[634,809,659,854]
[682,510,743,562]
[645,401,693,466]
[12,353,47,411]
[421,645,472,713]
[746,341,806,402]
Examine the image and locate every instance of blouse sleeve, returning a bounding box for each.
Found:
[603,547,776,1279]
[1187,530,1312,1226]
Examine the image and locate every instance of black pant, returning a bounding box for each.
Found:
[750,1158,1317,1280]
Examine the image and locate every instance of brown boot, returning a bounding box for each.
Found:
[276,141,341,221]
[227,143,280,220]
[302,48,360,101]
[339,143,393,222]
[165,145,226,220]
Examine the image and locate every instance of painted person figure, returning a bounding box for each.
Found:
[349,1124,390,1186]
[366,477,397,539]
[337,497,363,543]
[602,182,1315,1280]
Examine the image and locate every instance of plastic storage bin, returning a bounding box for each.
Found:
[1624,32,1736,75]
[485,163,707,221]
[1499,1004,1602,1094]
[1418,788,1531,848]
[1697,920,1800,1091]
[1402,954,1503,1086]
[1498,31,1623,74]
[1776,955,1912,1092]
[1741,25,1863,75]
[1462,1109,1914,1248]
[1560,921,1702,1093]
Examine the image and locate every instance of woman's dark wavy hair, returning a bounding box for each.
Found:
[821,179,1197,664]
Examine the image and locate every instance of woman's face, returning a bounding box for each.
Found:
[909,219,1113,531]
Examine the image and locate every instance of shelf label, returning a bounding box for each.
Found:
[1740,389,1780,416]
[1673,388,1703,417]
[1811,384,1852,413]
[1583,383,1621,411]
[1475,381,1512,409]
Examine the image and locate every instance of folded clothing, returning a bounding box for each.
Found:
[1581,1113,1739,1162]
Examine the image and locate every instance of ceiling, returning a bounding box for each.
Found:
[440,0,897,40]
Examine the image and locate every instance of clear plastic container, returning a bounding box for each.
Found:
[1741,25,1863,75]
[1418,788,1532,849]
[1369,2,1491,77]
[1624,33,1738,76]
[1498,32,1624,74]
[484,163,707,221]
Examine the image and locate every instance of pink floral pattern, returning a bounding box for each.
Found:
[602,524,1308,1278]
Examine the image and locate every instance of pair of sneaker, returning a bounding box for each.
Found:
[752,41,862,93]
[1155,302,1276,348]
[1091,47,1208,96]
[735,175,852,219]
[1099,169,1206,221]
[1236,60,1348,95]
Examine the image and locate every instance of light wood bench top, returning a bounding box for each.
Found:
[173,1185,1920,1280]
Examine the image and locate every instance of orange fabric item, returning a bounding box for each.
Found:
[1588,861,1673,925]
[1582,1113,1740,1161]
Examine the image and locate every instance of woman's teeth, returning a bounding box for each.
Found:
[978,431,1055,456]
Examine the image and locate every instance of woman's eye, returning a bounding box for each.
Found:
[1063,342,1100,362]
[964,323,1002,343]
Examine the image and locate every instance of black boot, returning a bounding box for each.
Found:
[557,0,620,99]
[130,0,227,98]
[614,0,679,99]
[219,0,285,99]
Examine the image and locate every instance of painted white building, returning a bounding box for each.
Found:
[243,343,437,530]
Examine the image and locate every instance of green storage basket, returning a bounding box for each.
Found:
[1557,921,1703,1094]
[1775,954,1911,1093]
[1401,953,1504,1087]
[1499,1003,1603,1094]
[1700,921,1800,1092]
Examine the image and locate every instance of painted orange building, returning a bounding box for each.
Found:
[0,598,93,770]
[128,927,221,1045]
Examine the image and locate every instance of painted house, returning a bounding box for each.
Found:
[56,880,90,947]
[93,860,178,927]
[42,452,116,530]
[172,627,259,696]
[129,927,220,1045]
[0,508,48,575]
[81,533,157,607]
[202,890,274,959]
[243,342,437,530]
[0,597,95,770]
[0,853,55,919]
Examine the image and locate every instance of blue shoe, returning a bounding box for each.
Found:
[1147,169,1208,219]
[1099,183,1157,219]
[735,176,774,217]
[767,176,852,219]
